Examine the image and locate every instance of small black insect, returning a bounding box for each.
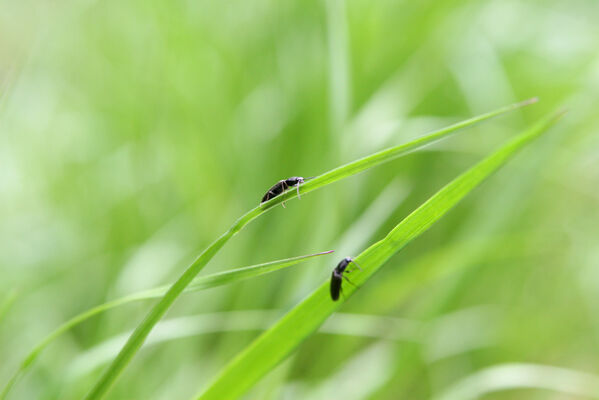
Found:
[261,177,305,207]
[330,257,362,301]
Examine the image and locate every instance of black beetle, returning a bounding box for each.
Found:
[261,177,305,207]
[330,257,362,301]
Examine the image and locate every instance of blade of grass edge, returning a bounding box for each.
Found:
[0,251,334,399]
[196,110,564,400]
[81,99,537,400]
[0,290,17,325]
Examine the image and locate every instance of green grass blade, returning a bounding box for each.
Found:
[67,235,534,379]
[435,363,599,400]
[83,99,536,400]
[196,111,563,400]
[66,311,421,380]
[0,289,17,325]
[0,251,333,400]
[270,98,538,208]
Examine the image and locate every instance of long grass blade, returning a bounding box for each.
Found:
[82,99,537,399]
[66,311,421,380]
[195,110,563,400]
[70,234,535,380]
[0,251,333,399]
[434,363,599,400]
[0,289,17,325]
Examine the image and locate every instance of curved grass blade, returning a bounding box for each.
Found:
[435,363,599,400]
[0,251,333,399]
[0,289,17,325]
[196,110,564,400]
[69,234,536,379]
[281,98,538,206]
[66,311,421,380]
[82,99,537,400]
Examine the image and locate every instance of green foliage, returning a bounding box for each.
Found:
[1,1,597,399]
[84,101,533,400]
[0,251,333,399]
[196,112,562,400]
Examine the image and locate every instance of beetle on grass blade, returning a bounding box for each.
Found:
[260,177,306,208]
[330,257,362,301]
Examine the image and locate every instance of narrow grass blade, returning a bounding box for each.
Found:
[82,99,536,400]
[0,289,17,325]
[435,363,599,400]
[67,233,537,380]
[196,111,563,400]
[271,98,538,208]
[66,311,421,380]
[0,251,333,399]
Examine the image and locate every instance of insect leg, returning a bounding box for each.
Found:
[349,259,363,272]
[342,274,356,287]
[281,181,289,208]
[296,183,301,200]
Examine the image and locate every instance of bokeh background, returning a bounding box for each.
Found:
[1,0,599,399]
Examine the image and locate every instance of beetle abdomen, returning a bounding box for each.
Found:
[330,272,342,301]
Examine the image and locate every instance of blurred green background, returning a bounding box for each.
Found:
[1,0,598,399]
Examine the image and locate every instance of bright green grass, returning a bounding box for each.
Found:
[82,99,536,399]
[196,111,563,400]
[0,251,333,399]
